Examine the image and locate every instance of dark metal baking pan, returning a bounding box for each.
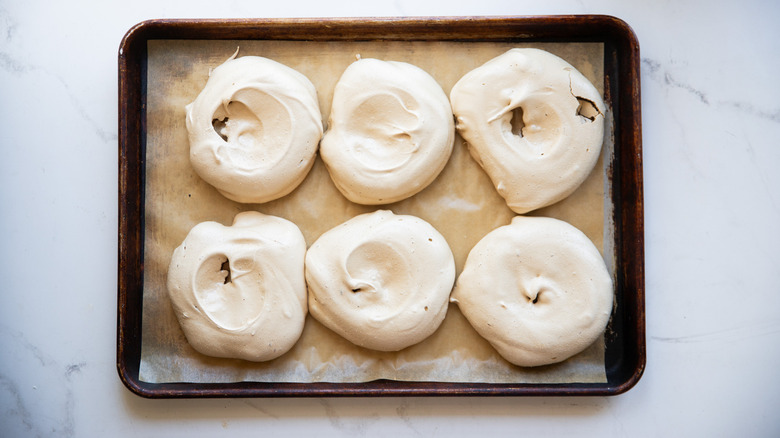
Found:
[118,15,644,398]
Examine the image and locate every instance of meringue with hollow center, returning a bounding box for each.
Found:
[320,58,455,205]
[451,215,613,367]
[167,211,308,362]
[450,48,606,214]
[185,53,323,203]
[305,210,456,351]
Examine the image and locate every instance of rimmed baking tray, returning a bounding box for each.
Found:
[118,15,644,398]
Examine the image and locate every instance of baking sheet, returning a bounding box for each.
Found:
[138,39,612,384]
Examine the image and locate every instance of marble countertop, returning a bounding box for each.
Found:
[2,1,779,436]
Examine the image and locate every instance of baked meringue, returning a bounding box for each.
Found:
[320,58,455,204]
[450,48,605,214]
[305,210,456,351]
[167,211,307,362]
[452,215,613,367]
[185,53,323,203]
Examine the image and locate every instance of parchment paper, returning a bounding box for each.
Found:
[139,39,612,384]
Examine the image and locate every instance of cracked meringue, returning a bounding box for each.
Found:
[167,211,308,362]
[185,53,323,203]
[450,48,606,214]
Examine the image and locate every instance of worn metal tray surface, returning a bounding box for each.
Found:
[118,15,644,398]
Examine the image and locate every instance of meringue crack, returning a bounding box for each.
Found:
[220,258,232,284]
[576,97,600,121]
[212,117,229,141]
[510,106,526,137]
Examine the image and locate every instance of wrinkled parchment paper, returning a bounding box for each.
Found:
[139,39,612,384]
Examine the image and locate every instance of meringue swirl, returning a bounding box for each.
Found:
[320,58,455,205]
[305,210,456,351]
[451,216,613,367]
[185,54,323,203]
[167,211,307,362]
[450,48,606,214]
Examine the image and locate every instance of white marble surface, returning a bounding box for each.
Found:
[1,0,779,436]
